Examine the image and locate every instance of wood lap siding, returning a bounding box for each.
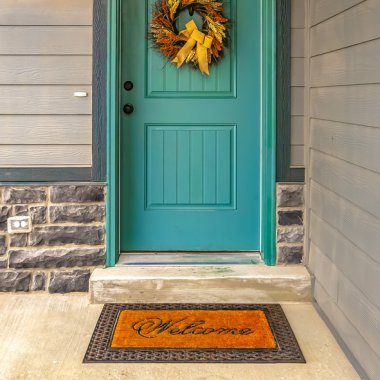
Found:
[307,0,380,378]
[0,56,92,85]
[0,0,93,169]
[310,0,364,26]
[0,0,93,25]
[290,0,305,168]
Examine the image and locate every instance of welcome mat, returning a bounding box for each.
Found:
[84,304,305,363]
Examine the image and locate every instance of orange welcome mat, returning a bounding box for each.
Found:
[84,304,305,363]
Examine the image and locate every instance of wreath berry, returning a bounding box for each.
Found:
[151,0,229,75]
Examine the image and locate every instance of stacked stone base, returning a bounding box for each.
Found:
[0,183,305,293]
[276,184,305,264]
[0,185,106,293]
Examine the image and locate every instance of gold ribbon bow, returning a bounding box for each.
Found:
[172,20,213,75]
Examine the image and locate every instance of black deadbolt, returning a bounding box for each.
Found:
[124,81,134,91]
[123,103,134,115]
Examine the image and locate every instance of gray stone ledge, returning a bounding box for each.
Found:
[30,206,47,225]
[0,206,11,231]
[14,205,28,216]
[277,185,304,208]
[277,228,304,243]
[278,210,303,226]
[49,205,105,224]
[49,269,91,293]
[9,248,105,269]
[32,272,46,291]
[50,186,105,203]
[9,234,28,248]
[2,187,46,204]
[0,235,6,256]
[277,246,304,265]
[0,272,31,292]
[29,226,105,247]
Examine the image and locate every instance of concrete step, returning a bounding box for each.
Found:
[89,265,312,304]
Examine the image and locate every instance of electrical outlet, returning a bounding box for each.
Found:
[7,216,32,234]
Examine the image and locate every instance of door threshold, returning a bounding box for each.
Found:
[117,252,263,267]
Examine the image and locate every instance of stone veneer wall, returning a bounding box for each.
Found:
[276,184,305,264]
[0,185,106,293]
[0,183,305,292]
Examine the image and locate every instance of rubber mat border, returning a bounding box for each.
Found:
[83,303,306,363]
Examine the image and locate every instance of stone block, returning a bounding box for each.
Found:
[29,226,104,247]
[0,206,11,231]
[277,246,304,264]
[0,206,11,222]
[50,186,105,203]
[50,205,105,224]
[0,235,6,256]
[278,210,303,226]
[48,269,91,293]
[277,228,304,243]
[14,205,29,216]
[3,187,46,204]
[0,259,7,269]
[277,185,304,208]
[9,234,28,248]
[0,272,31,292]
[32,272,46,291]
[30,206,47,225]
[9,248,105,269]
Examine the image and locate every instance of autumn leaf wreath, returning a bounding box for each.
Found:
[151,0,229,75]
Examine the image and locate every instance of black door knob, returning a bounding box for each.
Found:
[123,103,134,114]
[124,81,134,91]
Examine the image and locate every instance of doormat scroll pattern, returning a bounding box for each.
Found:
[84,304,305,363]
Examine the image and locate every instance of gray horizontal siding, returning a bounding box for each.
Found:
[310,212,380,310]
[310,85,380,127]
[310,38,380,86]
[0,115,91,144]
[307,0,380,378]
[314,280,380,379]
[310,0,380,56]
[290,0,305,168]
[0,86,92,115]
[0,0,93,172]
[0,56,92,85]
[310,0,364,26]
[0,27,92,55]
[0,0,93,25]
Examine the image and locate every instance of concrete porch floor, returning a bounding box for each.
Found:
[0,294,360,380]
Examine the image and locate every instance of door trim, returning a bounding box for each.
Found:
[106,0,276,266]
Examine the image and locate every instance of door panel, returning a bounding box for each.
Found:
[146,124,236,209]
[146,0,235,98]
[120,0,261,251]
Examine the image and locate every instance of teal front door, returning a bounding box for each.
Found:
[120,0,262,251]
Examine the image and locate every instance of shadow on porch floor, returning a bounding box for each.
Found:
[0,294,359,380]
